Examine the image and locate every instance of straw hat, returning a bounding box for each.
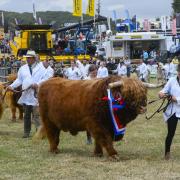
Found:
[23,50,36,58]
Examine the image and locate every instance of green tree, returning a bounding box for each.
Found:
[0,10,92,30]
[172,0,180,14]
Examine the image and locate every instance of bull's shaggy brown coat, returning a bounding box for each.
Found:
[38,76,147,157]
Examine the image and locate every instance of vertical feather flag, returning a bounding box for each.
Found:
[1,12,4,26]
[73,0,82,17]
[112,10,117,25]
[125,9,130,20]
[172,18,177,35]
[33,2,37,21]
[39,17,43,25]
[14,18,19,25]
[86,0,95,17]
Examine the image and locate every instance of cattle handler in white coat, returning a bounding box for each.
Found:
[7,50,51,138]
[159,64,180,160]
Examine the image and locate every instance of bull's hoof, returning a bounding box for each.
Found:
[86,139,92,145]
[94,152,103,157]
[49,148,60,154]
[11,118,16,122]
[108,154,120,162]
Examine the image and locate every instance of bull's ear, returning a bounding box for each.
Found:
[108,81,123,89]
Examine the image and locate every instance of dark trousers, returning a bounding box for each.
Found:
[23,105,33,135]
[165,114,179,154]
[127,67,131,77]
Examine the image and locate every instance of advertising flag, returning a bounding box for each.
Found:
[86,0,95,17]
[172,18,177,35]
[39,17,43,25]
[73,0,82,17]
[143,19,150,32]
[33,3,37,21]
[176,13,180,28]
[113,10,117,22]
[125,9,130,20]
[1,12,4,26]
[14,18,19,25]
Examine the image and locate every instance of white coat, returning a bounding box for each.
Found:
[10,62,50,106]
[65,67,82,80]
[160,77,180,121]
[163,63,177,80]
[97,66,109,78]
[76,60,90,79]
[116,64,127,76]
[39,62,54,83]
[136,63,149,81]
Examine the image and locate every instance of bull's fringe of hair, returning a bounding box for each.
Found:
[121,78,147,107]
[105,76,147,109]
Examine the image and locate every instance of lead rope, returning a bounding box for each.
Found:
[145,95,172,120]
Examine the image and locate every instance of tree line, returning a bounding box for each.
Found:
[0,10,92,30]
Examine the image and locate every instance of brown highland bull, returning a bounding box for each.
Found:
[38,76,157,158]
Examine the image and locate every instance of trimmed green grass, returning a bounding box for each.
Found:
[0,88,180,180]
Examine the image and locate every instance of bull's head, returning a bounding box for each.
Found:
[108,78,163,117]
[109,78,163,119]
[108,78,146,115]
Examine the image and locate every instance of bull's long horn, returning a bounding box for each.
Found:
[108,81,123,88]
[142,82,165,88]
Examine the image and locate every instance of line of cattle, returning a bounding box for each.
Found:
[0,74,163,159]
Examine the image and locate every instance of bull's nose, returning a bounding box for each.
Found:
[140,106,147,114]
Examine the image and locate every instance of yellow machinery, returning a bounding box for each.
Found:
[10,25,90,61]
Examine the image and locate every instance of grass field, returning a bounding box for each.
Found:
[0,88,180,180]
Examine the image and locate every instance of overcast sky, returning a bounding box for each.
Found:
[0,0,173,19]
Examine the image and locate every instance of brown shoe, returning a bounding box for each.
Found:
[164,152,171,160]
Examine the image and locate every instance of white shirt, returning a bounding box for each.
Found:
[97,66,109,78]
[124,59,131,67]
[160,77,180,121]
[10,62,50,106]
[163,63,177,80]
[116,64,127,76]
[137,63,149,80]
[65,66,82,80]
[76,61,90,79]
[39,62,54,83]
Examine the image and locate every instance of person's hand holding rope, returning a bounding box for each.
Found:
[145,92,174,120]
[159,92,177,102]
[159,92,173,100]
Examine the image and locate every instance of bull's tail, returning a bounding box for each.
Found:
[33,125,46,140]
[0,84,5,120]
[0,102,3,120]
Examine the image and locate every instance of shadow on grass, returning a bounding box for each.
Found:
[52,146,155,162]
[0,130,22,137]
[59,147,91,158]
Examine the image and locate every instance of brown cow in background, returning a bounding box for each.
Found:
[0,74,23,121]
[38,76,150,158]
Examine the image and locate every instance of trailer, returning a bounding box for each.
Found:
[105,32,167,61]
